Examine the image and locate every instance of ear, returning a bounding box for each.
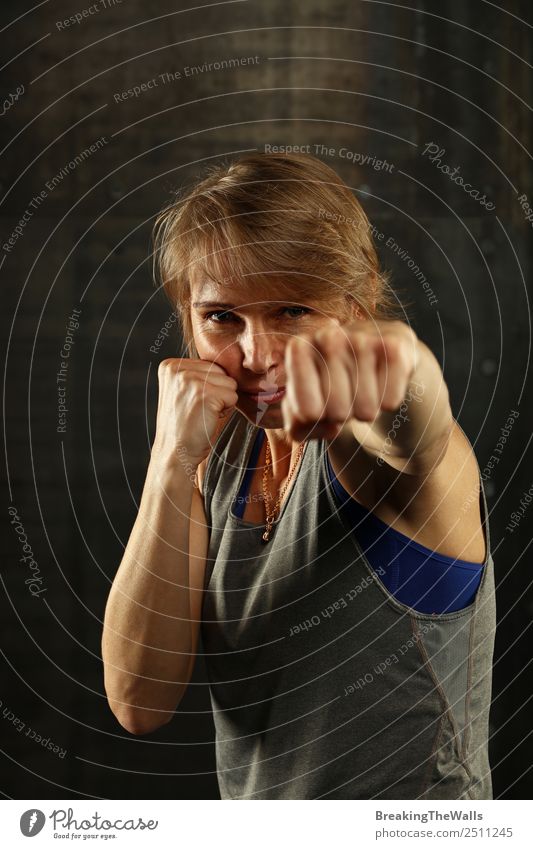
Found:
[345,296,367,321]
[361,301,377,319]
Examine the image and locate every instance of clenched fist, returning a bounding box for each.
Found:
[280,319,419,441]
[152,358,238,468]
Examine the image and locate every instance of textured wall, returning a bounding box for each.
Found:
[2,0,532,800]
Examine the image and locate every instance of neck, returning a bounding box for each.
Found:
[262,426,304,481]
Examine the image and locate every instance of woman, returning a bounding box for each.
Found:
[102,152,496,800]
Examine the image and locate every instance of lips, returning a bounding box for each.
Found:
[242,386,286,403]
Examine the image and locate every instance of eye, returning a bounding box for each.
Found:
[202,306,311,325]
[282,306,311,318]
[203,310,235,323]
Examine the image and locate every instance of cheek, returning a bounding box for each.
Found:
[194,331,240,370]
[192,322,220,356]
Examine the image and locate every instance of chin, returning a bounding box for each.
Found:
[237,403,281,428]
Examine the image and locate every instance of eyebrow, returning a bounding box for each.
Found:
[192,300,312,311]
[192,301,238,309]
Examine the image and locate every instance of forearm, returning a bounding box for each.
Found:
[355,336,453,473]
[102,454,196,732]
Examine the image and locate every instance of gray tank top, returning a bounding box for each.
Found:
[200,411,497,800]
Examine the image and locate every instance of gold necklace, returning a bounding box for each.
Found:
[261,437,305,542]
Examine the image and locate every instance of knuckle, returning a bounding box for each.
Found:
[158,356,184,375]
[315,327,339,350]
[329,401,351,420]
[384,336,401,361]
[386,338,407,367]
[188,374,206,394]
[287,335,309,361]
[388,337,411,371]
[157,358,171,376]
[204,360,225,377]
[288,334,303,350]
[348,331,366,354]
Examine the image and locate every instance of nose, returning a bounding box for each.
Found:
[239,326,281,374]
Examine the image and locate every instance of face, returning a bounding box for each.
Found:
[190,275,349,428]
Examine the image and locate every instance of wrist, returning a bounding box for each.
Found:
[147,442,200,491]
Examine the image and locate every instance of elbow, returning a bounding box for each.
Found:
[107,699,173,736]
[121,716,169,737]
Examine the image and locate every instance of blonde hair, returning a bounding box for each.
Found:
[152,151,401,357]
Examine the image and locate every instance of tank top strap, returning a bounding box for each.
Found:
[233,428,265,519]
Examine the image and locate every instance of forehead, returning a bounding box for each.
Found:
[190,268,296,309]
[187,262,344,313]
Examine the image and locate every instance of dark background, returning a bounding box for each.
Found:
[1,0,532,800]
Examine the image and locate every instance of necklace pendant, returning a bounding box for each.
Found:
[262,517,274,542]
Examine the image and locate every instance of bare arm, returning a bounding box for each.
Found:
[101,357,237,735]
[101,451,207,735]
[282,319,452,475]
[351,329,453,475]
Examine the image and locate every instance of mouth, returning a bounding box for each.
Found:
[241,386,286,404]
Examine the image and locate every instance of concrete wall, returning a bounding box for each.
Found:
[2,0,532,799]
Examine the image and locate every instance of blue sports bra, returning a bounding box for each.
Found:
[233,428,485,614]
